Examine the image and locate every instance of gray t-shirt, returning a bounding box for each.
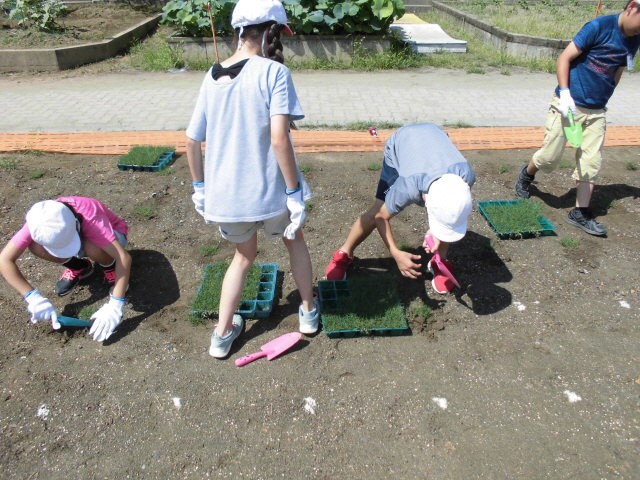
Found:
[186,56,310,223]
[382,123,475,215]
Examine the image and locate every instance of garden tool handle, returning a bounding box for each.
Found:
[235,350,268,367]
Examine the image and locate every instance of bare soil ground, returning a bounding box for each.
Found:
[0,2,156,48]
[0,147,638,479]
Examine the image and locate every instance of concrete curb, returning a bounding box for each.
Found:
[0,14,161,73]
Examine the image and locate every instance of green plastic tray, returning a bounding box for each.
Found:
[192,263,277,319]
[318,277,409,338]
[117,150,175,172]
[478,199,556,239]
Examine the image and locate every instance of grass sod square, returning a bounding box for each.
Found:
[319,276,409,338]
[117,146,175,171]
[477,199,556,239]
[191,263,277,322]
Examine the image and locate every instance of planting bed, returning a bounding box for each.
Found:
[0,148,638,479]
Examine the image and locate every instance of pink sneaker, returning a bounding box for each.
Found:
[325,250,352,281]
[103,268,116,285]
[427,258,455,294]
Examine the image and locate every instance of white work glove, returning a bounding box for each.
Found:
[192,181,205,217]
[557,88,576,117]
[283,185,306,240]
[89,295,125,342]
[24,289,61,330]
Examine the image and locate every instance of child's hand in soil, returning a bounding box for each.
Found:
[394,250,422,279]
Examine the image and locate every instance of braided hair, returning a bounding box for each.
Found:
[235,21,285,64]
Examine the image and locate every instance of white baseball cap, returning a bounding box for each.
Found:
[26,200,81,259]
[425,174,472,243]
[231,0,294,36]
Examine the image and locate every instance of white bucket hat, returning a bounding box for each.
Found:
[26,200,81,259]
[425,174,472,243]
[231,0,293,35]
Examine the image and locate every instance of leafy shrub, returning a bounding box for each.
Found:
[162,0,405,37]
[162,0,236,37]
[6,0,66,31]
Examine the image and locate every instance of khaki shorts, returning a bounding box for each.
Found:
[532,96,606,182]
[216,211,290,244]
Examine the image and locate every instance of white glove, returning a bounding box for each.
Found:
[89,295,125,342]
[192,182,205,217]
[558,88,576,117]
[283,187,306,240]
[25,289,60,330]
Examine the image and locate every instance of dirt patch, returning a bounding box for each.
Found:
[0,147,638,478]
[0,2,157,48]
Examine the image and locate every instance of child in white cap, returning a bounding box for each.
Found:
[0,197,130,342]
[325,123,475,294]
[185,0,318,358]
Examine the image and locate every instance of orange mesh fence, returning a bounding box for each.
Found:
[0,126,639,155]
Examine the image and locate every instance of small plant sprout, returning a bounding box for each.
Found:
[406,298,433,321]
[560,236,580,250]
[299,163,311,174]
[498,164,509,174]
[305,200,314,212]
[133,203,155,220]
[367,162,381,171]
[78,305,99,320]
[625,161,637,171]
[0,158,18,170]
[608,199,620,210]
[29,169,45,180]
[200,244,219,257]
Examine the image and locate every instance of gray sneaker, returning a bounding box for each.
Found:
[566,208,607,237]
[209,314,244,358]
[299,299,320,334]
[515,164,535,198]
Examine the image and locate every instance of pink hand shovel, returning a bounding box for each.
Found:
[424,233,461,289]
[235,332,302,367]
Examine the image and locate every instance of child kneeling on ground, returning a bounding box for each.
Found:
[0,197,131,342]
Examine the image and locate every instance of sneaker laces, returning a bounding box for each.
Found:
[59,267,83,281]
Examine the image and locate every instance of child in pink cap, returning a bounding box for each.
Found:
[0,197,130,342]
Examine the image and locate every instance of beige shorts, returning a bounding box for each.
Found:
[532,95,606,182]
[216,210,290,244]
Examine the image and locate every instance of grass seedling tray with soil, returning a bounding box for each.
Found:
[319,276,409,338]
[192,263,277,321]
[478,199,556,239]
[117,146,175,171]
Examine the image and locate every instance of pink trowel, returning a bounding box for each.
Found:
[424,233,461,289]
[235,332,302,367]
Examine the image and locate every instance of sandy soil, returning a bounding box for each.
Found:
[0,147,639,479]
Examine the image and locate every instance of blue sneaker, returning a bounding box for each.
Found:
[209,314,244,358]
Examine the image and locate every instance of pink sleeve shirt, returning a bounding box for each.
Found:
[10,196,128,251]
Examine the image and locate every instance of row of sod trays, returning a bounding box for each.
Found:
[191,263,278,322]
[118,146,176,172]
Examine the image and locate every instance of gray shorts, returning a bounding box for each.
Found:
[216,211,290,244]
[77,230,128,258]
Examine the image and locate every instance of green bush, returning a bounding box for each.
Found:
[162,0,405,37]
[6,0,66,31]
